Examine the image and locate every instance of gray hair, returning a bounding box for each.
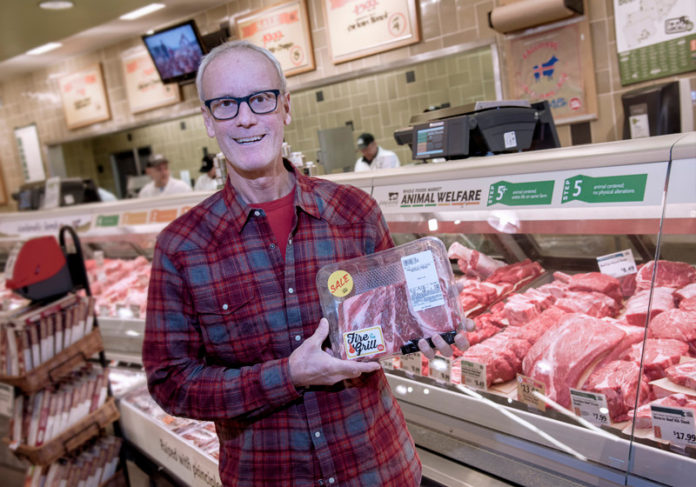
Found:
[195,40,287,101]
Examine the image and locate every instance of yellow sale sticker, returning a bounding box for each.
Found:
[328,270,353,297]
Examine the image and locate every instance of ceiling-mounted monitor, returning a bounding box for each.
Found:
[142,20,206,85]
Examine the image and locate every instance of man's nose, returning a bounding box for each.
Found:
[235,101,257,125]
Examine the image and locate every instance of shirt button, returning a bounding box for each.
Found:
[295,335,301,341]
[254,210,261,217]
[328,478,335,484]
[288,287,294,294]
[270,243,276,249]
[314,431,321,438]
[222,304,228,310]
[288,238,292,245]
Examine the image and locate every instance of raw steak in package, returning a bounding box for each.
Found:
[316,237,463,361]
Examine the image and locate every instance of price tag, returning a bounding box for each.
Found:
[516,374,546,411]
[400,353,424,375]
[570,389,610,426]
[0,384,14,417]
[429,355,451,383]
[460,360,487,390]
[596,249,637,278]
[94,250,105,267]
[651,405,696,447]
[380,358,395,371]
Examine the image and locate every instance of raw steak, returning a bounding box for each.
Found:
[635,260,696,292]
[459,333,530,386]
[622,288,675,326]
[630,394,696,429]
[503,289,556,326]
[505,306,568,344]
[522,313,627,408]
[447,242,504,279]
[567,272,622,304]
[648,309,696,354]
[466,313,505,346]
[554,291,619,318]
[619,339,689,381]
[337,279,458,360]
[593,321,645,370]
[582,360,651,423]
[681,296,696,313]
[675,283,696,303]
[487,259,544,285]
[665,361,696,390]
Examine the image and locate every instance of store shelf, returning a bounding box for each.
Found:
[5,397,120,466]
[0,329,104,394]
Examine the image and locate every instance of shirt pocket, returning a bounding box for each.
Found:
[194,285,269,366]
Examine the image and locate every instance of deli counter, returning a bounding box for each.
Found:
[1,132,695,487]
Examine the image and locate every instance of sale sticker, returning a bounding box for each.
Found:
[597,249,638,278]
[570,388,610,426]
[516,374,547,411]
[651,405,696,447]
[327,270,353,297]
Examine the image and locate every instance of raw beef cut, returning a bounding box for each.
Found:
[675,283,696,303]
[505,307,568,345]
[459,333,530,386]
[665,361,696,390]
[648,309,696,355]
[567,272,622,304]
[522,313,627,408]
[503,289,556,326]
[554,291,619,318]
[681,296,696,313]
[593,321,645,370]
[622,288,675,326]
[630,394,696,429]
[619,339,689,381]
[635,260,696,292]
[466,313,506,346]
[337,279,459,360]
[487,259,544,286]
[447,242,504,279]
[582,360,651,422]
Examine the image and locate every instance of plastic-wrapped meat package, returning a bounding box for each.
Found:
[317,237,463,361]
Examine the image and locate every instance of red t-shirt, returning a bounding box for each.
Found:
[255,189,295,261]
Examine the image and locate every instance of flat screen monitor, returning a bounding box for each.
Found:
[142,20,206,84]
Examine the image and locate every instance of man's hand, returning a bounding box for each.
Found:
[417,317,475,360]
[289,318,381,387]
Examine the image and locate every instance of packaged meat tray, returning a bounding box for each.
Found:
[316,237,463,361]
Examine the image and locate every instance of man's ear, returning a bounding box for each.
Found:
[201,106,217,138]
[283,92,292,126]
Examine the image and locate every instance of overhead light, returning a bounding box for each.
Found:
[38,1,74,10]
[119,3,165,20]
[26,42,62,56]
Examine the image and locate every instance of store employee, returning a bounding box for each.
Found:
[138,154,192,198]
[354,132,401,172]
[194,154,219,191]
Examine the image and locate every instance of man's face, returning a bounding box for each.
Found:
[201,49,291,178]
[360,141,378,161]
[147,163,170,188]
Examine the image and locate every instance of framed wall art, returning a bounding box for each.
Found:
[236,0,315,77]
[121,47,181,114]
[323,0,420,64]
[57,64,112,130]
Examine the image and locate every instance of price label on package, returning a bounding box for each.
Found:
[570,389,610,426]
[596,249,637,278]
[460,360,487,390]
[651,405,696,447]
[516,374,546,411]
[429,355,451,383]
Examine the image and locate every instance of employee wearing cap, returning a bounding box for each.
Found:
[354,132,401,172]
[138,154,193,198]
[194,154,219,191]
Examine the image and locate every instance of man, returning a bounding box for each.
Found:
[194,153,219,191]
[354,132,401,172]
[143,40,471,487]
[138,154,192,198]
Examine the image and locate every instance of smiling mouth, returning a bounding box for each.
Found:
[234,135,265,144]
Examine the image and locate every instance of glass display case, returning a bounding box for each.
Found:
[0,132,694,486]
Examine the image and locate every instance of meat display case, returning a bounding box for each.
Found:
[0,132,694,486]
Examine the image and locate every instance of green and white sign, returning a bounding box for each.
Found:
[561,173,647,203]
[487,180,554,206]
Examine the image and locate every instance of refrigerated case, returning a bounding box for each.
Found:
[0,132,694,486]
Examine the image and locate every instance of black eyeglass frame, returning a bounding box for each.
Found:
[203,89,282,121]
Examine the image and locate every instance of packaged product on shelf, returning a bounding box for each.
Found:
[316,237,463,361]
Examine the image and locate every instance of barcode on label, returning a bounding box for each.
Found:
[402,257,418,266]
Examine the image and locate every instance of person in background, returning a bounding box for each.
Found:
[354,132,401,172]
[193,153,219,191]
[143,40,472,487]
[138,154,192,198]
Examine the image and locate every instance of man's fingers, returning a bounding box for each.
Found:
[417,338,435,359]
[309,318,329,345]
[454,331,470,352]
[463,317,475,331]
[431,333,452,357]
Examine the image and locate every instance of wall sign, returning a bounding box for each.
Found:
[503,18,597,125]
[57,64,111,130]
[323,0,420,64]
[121,47,180,114]
[236,0,315,77]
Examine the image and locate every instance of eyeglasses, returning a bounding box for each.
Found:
[204,89,281,120]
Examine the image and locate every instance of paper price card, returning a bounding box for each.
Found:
[597,249,637,278]
[570,388,610,426]
[0,384,13,417]
[651,405,696,447]
[460,360,487,390]
[400,353,424,375]
[516,374,546,411]
[380,357,395,370]
[428,355,451,383]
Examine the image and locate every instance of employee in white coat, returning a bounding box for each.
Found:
[194,154,219,191]
[138,154,192,198]
[354,132,401,172]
